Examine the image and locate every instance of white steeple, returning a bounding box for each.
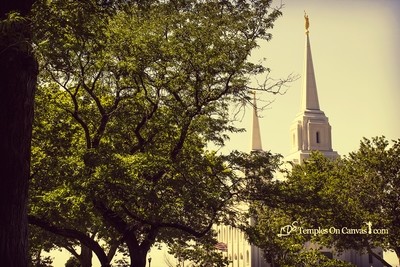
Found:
[301,31,320,111]
[251,92,263,151]
[286,13,338,164]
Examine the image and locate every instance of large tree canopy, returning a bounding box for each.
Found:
[29,0,292,266]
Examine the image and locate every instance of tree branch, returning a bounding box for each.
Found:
[63,108,92,149]
[121,205,215,238]
[107,238,122,262]
[366,242,392,267]
[28,215,110,267]
[170,118,192,161]
[92,200,140,249]
[64,245,79,259]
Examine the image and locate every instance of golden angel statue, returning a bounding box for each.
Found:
[304,11,310,31]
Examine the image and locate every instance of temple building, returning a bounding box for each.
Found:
[215,13,384,267]
[285,13,383,267]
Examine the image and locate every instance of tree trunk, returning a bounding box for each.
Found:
[129,249,148,267]
[0,2,37,266]
[79,245,93,267]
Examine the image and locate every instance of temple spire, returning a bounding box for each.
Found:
[251,92,262,151]
[286,14,338,164]
[301,12,320,111]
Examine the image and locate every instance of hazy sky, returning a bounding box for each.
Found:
[50,0,400,266]
[226,0,400,157]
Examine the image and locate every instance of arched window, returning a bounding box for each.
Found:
[316,131,320,144]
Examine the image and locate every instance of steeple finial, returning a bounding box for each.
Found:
[304,11,310,33]
[251,91,262,151]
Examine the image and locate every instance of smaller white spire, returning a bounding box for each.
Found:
[251,92,263,151]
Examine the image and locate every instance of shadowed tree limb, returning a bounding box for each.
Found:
[28,215,111,267]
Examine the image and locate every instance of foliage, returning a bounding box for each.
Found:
[0,11,31,52]
[168,233,230,267]
[244,153,355,266]
[28,225,56,267]
[29,0,290,266]
[291,250,354,267]
[246,137,400,267]
[65,257,81,267]
[341,137,400,263]
[245,203,306,266]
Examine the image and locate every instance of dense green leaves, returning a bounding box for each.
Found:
[246,137,400,267]
[29,0,286,266]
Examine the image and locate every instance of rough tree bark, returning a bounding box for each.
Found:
[0,1,37,266]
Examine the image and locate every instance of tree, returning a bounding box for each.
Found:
[283,139,400,266]
[168,233,230,267]
[65,257,81,267]
[246,137,400,267]
[28,225,56,267]
[30,84,119,266]
[235,151,353,267]
[340,137,400,266]
[0,1,38,266]
[29,1,293,267]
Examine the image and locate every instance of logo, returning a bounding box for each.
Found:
[277,221,388,237]
[365,221,372,234]
[277,221,299,237]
